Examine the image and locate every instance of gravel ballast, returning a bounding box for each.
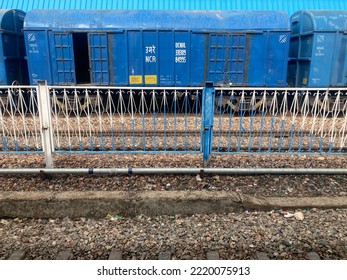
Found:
[1,209,346,260]
[1,153,346,260]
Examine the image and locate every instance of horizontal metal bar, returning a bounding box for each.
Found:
[0,151,44,154]
[1,85,346,91]
[1,168,347,175]
[52,150,201,155]
[216,87,347,91]
[0,86,37,90]
[47,86,204,91]
[212,151,346,155]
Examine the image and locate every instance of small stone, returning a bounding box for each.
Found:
[213,175,220,181]
[0,219,9,225]
[318,239,329,247]
[339,192,347,196]
[284,213,294,218]
[196,175,202,182]
[294,212,304,221]
[283,240,292,247]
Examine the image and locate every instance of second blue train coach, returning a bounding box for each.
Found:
[288,10,347,87]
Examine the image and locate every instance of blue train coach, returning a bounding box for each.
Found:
[0,9,28,85]
[23,10,290,87]
[288,10,347,87]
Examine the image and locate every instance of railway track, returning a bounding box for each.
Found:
[3,249,324,260]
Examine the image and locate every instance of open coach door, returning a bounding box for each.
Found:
[88,33,110,85]
[51,33,76,85]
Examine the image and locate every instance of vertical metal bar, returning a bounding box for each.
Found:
[73,89,82,151]
[37,81,54,168]
[248,90,256,152]
[118,90,125,151]
[140,89,146,151]
[152,90,157,151]
[129,90,136,151]
[237,90,245,152]
[227,90,234,152]
[201,82,215,167]
[7,88,18,150]
[184,90,188,151]
[96,89,104,151]
[17,89,29,151]
[163,90,167,151]
[217,90,223,152]
[193,90,200,152]
[173,90,177,151]
[107,89,115,151]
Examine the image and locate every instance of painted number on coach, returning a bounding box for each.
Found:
[175,42,186,63]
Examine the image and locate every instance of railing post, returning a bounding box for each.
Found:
[201,82,215,167]
[37,80,54,168]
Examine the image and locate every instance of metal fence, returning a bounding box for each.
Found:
[48,86,202,154]
[1,82,347,167]
[213,88,347,154]
[0,86,41,153]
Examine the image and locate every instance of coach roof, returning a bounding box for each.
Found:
[24,9,290,31]
[291,10,347,32]
[0,9,25,32]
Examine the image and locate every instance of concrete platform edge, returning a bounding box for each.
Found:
[0,191,346,218]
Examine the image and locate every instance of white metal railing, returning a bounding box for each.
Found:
[213,87,347,153]
[47,86,203,154]
[1,83,347,167]
[0,85,41,152]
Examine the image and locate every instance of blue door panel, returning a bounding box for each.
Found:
[229,35,245,85]
[25,31,52,85]
[247,34,266,86]
[309,33,335,87]
[265,32,289,86]
[89,33,109,85]
[128,31,144,85]
[190,33,206,86]
[333,33,347,86]
[208,34,225,84]
[51,33,75,85]
[109,33,127,85]
[208,34,245,86]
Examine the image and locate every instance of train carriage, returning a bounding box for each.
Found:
[0,9,28,85]
[23,10,290,88]
[288,10,347,87]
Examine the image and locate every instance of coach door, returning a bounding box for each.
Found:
[88,33,110,85]
[52,33,76,85]
[207,34,246,86]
